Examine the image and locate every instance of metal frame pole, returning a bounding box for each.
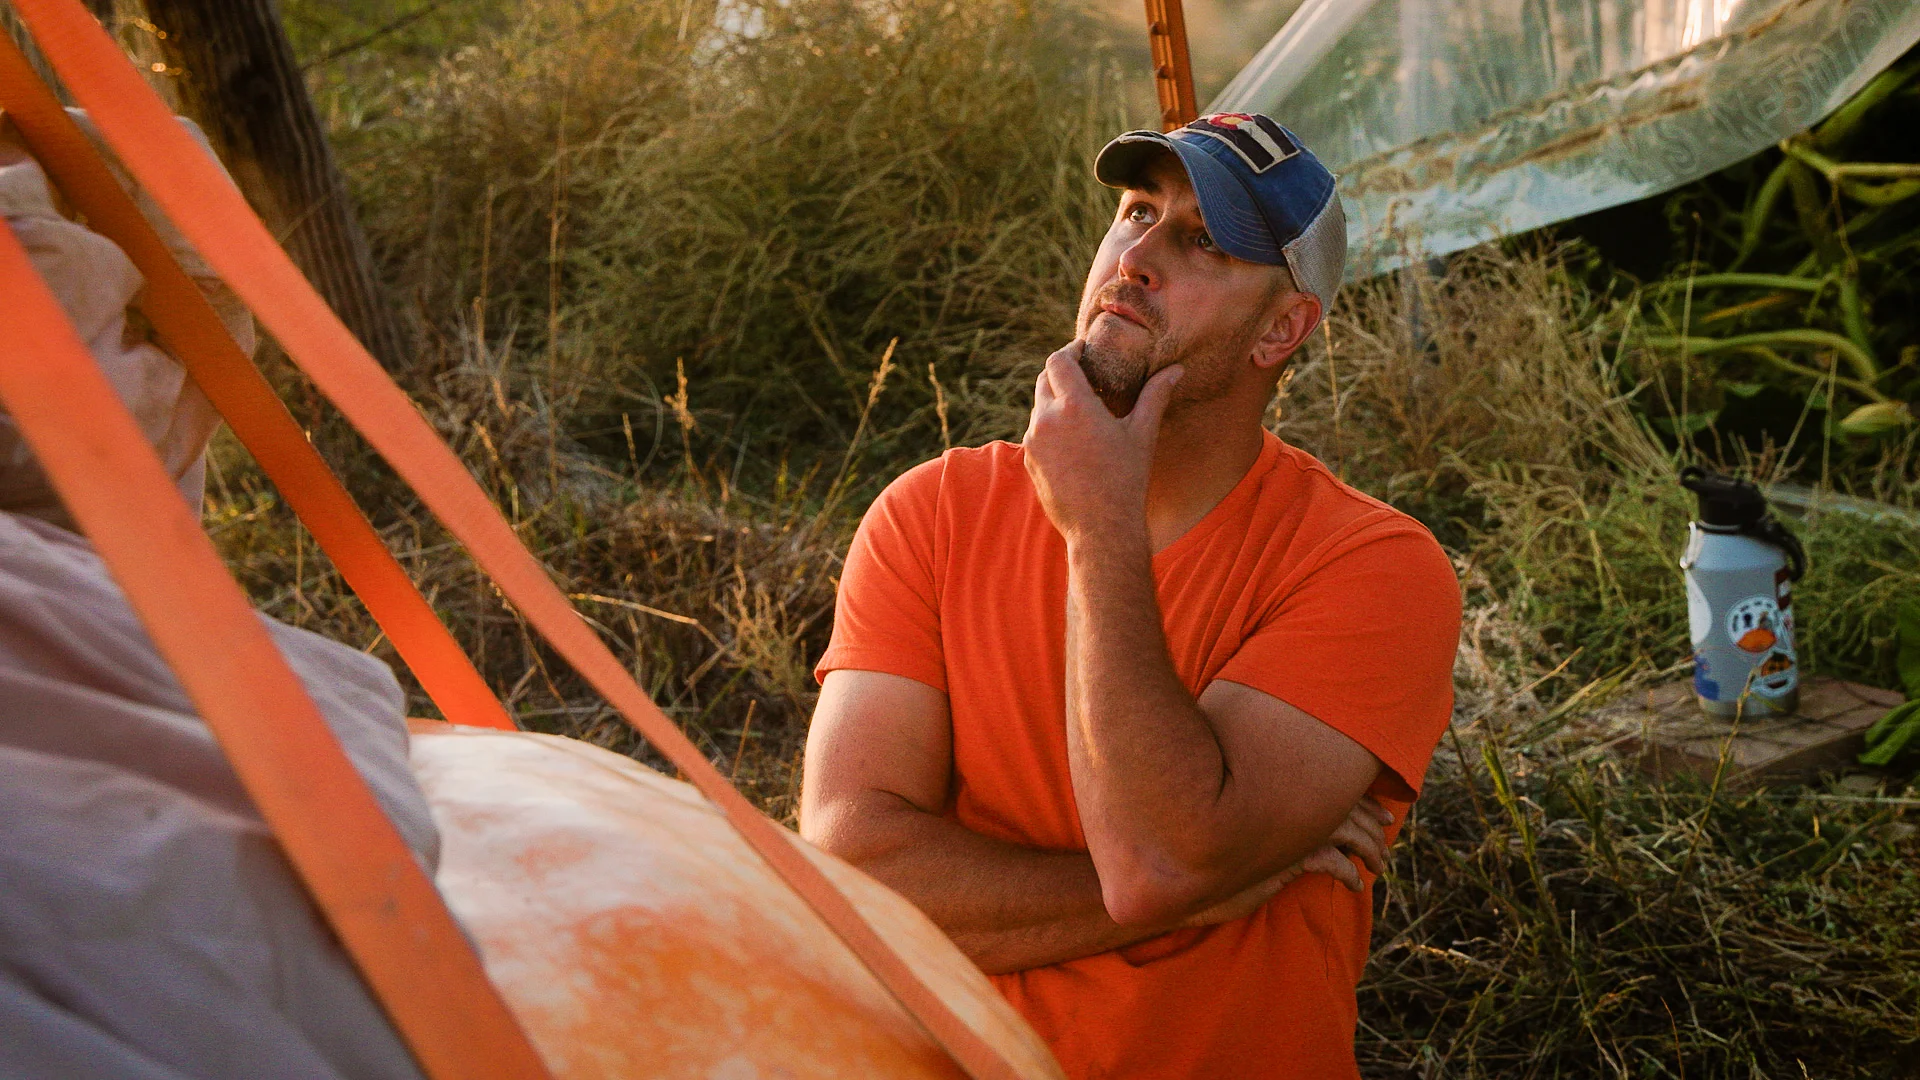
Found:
[1143,0,1197,130]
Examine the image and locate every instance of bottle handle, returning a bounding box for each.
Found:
[1750,515,1807,582]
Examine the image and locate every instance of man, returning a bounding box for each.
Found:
[800,113,1461,1078]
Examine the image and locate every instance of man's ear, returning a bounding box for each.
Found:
[1249,290,1321,371]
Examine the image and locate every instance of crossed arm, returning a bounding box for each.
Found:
[801,668,1388,975]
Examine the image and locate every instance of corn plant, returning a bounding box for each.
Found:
[1625,54,1919,447]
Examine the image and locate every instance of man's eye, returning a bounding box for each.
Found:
[1127,205,1153,224]
[1196,232,1217,251]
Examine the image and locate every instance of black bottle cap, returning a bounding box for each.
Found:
[1679,465,1768,528]
[1678,465,1808,580]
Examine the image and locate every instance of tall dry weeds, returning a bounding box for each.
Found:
[1274,244,1665,520]
[328,0,1129,484]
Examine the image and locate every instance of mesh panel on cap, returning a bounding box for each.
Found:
[1281,190,1346,314]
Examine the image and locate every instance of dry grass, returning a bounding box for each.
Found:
[1362,706,1920,1078]
[212,333,863,824]
[326,0,1128,473]
[1275,243,1661,517]
[1276,245,1920,687]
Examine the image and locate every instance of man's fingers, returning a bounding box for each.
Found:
[1332,855,1363,892]
[1357,808,1387,848]
[1350,825,1388,874]
[1348,838,1385,876]
[1034,342,1084,408]
[1043,342,1098,406]
[1038,342,1080,400]
[1330,814,1386,875]
[1303,846,1363,892]
[1339,805,1386,851]
[1362,795,1394,827]
[1127,364,1184,427]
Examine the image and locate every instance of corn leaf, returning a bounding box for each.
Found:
[1897,600,1920,699]
[1860,700,1920,766]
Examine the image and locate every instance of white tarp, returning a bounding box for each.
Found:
[1210,0,1920,281]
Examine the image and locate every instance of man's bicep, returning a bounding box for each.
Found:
[1212,528,1461,800]
[1197,679,1382,863]
[800,670,952,851]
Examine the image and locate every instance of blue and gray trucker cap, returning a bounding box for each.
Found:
[1094,113,1346,318]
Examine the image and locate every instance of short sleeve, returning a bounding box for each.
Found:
[1215,524,1460,798]
[814,457,949,692]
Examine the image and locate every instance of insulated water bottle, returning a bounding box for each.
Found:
[1679,467,1808,719]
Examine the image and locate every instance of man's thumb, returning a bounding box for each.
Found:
[1130,364,1183,426]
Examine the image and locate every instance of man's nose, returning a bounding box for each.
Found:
[1115,230,1162,291]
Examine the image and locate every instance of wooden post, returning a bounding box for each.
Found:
[1142,0,1197,131]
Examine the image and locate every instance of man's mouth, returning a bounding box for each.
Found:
[1098,301,1150,329]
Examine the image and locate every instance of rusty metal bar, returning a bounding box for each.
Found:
[1142,0,1197,130]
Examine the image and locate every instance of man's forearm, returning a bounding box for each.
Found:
[1066,528,1233,832]
[815,797,1172,975]
[1064,530,1260,923]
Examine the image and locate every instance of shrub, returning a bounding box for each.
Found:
[333,0,1129,482]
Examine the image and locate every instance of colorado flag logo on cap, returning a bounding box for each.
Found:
[1183,113,1301,174]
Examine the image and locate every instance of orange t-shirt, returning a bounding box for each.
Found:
[816,432,1460,1079]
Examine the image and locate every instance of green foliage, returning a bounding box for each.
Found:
[1901,600,1920,696]
[1798,512,1920,686]
[282,0,521,75]
[1610,50,1920,480]
[1861,601,1920,767]
[1865,701,1920,766]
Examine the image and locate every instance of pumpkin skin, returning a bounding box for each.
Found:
[410,726,1065,1080]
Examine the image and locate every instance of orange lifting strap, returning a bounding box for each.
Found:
[0,2,1022,1078]
[0,32,515,735]
[0,154,554,1080]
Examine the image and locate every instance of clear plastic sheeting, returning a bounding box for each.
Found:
[1210,0,1920,281]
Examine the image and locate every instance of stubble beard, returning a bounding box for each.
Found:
[1077,286,1263,417]
[1080,334,1174,416]
[1077,281,1181,416]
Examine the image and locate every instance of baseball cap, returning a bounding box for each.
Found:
[1094,113,1346,318]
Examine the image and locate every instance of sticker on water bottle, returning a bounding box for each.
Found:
[1686,575,1712,646]
[1753,648,1797,698]
[1726,596,1783,653]
[1725,594,1797,698]
[1692,653,1719,700]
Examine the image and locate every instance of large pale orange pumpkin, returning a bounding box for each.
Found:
[410,726,1065,1080]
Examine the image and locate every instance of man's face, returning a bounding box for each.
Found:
[1074,154,1293,415]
